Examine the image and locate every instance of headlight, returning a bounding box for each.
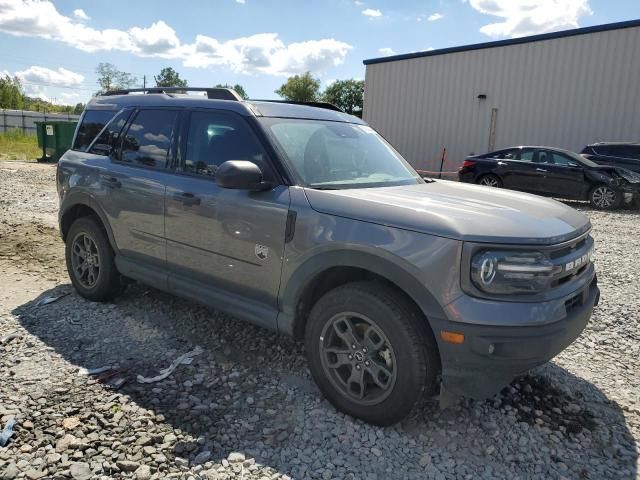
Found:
[471,250,558,295]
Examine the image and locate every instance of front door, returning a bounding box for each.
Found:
[164,109,290,327]
[540,150,586,199]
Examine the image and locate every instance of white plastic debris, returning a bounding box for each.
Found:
[0,417,16,447]
[0,332,21,345]
[136,346,204,384]
[77,365,117,376]
[36,293,69,306]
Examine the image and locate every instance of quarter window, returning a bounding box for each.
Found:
[119,110,177,169]
[184,111,269,178]
[73,110,117,152]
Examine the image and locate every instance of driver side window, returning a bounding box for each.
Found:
[184,111,270,179]
[550,153,575,166]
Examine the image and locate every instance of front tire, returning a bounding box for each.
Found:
[65,216,124,301]
[589,184,620,210]
[304,281,439,426]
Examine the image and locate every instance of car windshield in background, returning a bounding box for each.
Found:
[568,151,599,167]
[260,118,422,189]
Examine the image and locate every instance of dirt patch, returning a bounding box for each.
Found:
[0,221,65,281]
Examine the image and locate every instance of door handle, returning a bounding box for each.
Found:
[99,175,121,188]
[173,192,201,206]
[535,168,547,173]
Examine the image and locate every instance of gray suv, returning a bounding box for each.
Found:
[57,87,599,426]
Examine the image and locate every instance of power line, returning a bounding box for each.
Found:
[20,80,98,92]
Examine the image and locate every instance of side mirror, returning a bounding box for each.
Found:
[568,162,579,168]
[215,160,273,191]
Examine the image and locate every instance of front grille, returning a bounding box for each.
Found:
[546,233,594,292]
[548,237,587,259]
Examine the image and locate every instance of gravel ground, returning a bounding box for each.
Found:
[0,160,638,480]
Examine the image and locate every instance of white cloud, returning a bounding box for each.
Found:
[362,8,382,17]
[428,13,444,21]
[469,0,593,38]
[354,0,364,5]
[73,8,89,20]
[0,0,352,76]
[235,0,245,3]
[15,66,84,87]
[378,47,395,56]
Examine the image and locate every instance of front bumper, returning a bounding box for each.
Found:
[430,276,599,399]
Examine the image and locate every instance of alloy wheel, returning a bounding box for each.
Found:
[319,313,397,406]
[479,176,499,187]
[70,232,101,289]
[592,186,616,208]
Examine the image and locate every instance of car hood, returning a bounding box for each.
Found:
[304,181,591,245]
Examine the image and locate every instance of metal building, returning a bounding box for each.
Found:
[362,19,640,176]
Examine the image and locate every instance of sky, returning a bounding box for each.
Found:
[1,0,639,105]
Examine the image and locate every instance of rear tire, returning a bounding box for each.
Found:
[477,174,502,188]
[304,281,439,426]
[589,184,620,210]
[65,216,124,301]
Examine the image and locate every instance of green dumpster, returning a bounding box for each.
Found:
[34,120,78,162]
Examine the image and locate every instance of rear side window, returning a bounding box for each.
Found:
[118,109,177,169]
[73,110,117,151]
[88,109,133,156]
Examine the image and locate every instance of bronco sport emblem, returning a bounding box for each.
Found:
[255,244,268,260]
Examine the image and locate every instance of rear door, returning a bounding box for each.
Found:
[99,108,180,274]
[497,148,544,192]
[164,109,290,328]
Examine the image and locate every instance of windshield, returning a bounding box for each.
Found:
[565,150,599,167]
[260,118,422,189]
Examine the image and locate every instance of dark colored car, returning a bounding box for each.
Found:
[580,142,640,173]
[458,146,640,209]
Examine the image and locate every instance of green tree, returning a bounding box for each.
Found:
[215,83,249,100]
[275,72,320,102]
[0,75,24,109]
[73,103,85,114]
[154,67,188,88]
[323,79,364,114]
[95,63,137,93]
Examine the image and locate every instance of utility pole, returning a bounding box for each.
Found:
[143,75,146,89]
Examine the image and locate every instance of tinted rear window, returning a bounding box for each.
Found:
[73,110,117,152]
[593,145,640,158]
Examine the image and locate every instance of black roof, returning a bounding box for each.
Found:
[363,19,640,66]
[86,93,364,124]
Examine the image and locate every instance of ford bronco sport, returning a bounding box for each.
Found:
[57,87,599,426]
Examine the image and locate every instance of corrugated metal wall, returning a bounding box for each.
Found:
[363,26,640,174]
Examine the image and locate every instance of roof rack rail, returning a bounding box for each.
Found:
[101,87,243,101]
[251,99,344,112]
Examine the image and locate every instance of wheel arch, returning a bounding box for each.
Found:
[278,250,446,340]
[60,194,117,251]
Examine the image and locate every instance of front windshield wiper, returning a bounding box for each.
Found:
[308,185,339,190]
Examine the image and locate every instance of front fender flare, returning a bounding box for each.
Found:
[277,249,446,336]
